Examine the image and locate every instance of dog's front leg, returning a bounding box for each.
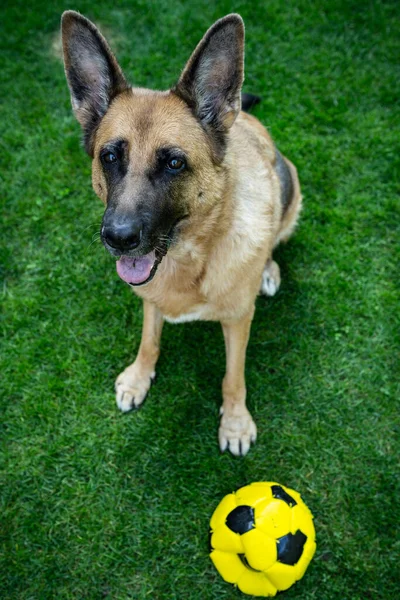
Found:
[116,300,163,412]
[219,310,257,456]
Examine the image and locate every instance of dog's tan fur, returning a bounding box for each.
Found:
[62,12,301,455]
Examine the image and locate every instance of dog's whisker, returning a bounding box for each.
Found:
[86,236,102,252]
[79,222,102,234]
[157,235,173,247]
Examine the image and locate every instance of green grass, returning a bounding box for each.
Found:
[1,0,399,598]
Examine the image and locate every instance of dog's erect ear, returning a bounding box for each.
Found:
[61,11,128,154]
[174,14,244,138]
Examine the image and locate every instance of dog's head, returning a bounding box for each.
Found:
[61,12,244,285]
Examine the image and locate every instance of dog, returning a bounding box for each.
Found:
[61,11,302,456]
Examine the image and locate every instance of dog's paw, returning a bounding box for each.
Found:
[218,407,257,456]
[115,364,155,412]
[260,259,281,297]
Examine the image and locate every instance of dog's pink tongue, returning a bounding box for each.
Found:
[116,252,156,285]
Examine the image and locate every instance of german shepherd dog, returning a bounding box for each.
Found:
[61,11,301,456]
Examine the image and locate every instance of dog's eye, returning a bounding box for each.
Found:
[102,151,117,164]
[166,157,185,173]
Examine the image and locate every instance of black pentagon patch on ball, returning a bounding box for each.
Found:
[276,529,307,565]
[226,505,255,534]
[271,485,297,507]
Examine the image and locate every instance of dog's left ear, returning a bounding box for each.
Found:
[174,14,244,135]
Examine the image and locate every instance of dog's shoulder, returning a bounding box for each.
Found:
[225,112,282,237]
[228,112,295,228]
[232,112,276,163]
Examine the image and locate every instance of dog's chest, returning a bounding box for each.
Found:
[163,305,209,324]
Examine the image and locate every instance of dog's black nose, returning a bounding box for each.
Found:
[102,216,143,251]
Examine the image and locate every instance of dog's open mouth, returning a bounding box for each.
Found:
[114,216,188,286]
[116,250,162,286]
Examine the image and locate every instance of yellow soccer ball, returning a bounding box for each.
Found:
[209,482,316,597]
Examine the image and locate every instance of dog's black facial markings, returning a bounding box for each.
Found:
[101,170,188,260]
[100,140,191,276]
[148,147,190,183]
[125,213,189,287]
[100,139,129,190]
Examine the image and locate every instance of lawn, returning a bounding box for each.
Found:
[1,0,399,598]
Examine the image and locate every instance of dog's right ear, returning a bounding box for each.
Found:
[61,11,128,155]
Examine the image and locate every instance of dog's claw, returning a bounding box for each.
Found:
[218,409,257,456]
[115,365,155,412]
[219,435,228,453]
[118,390,147,412]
